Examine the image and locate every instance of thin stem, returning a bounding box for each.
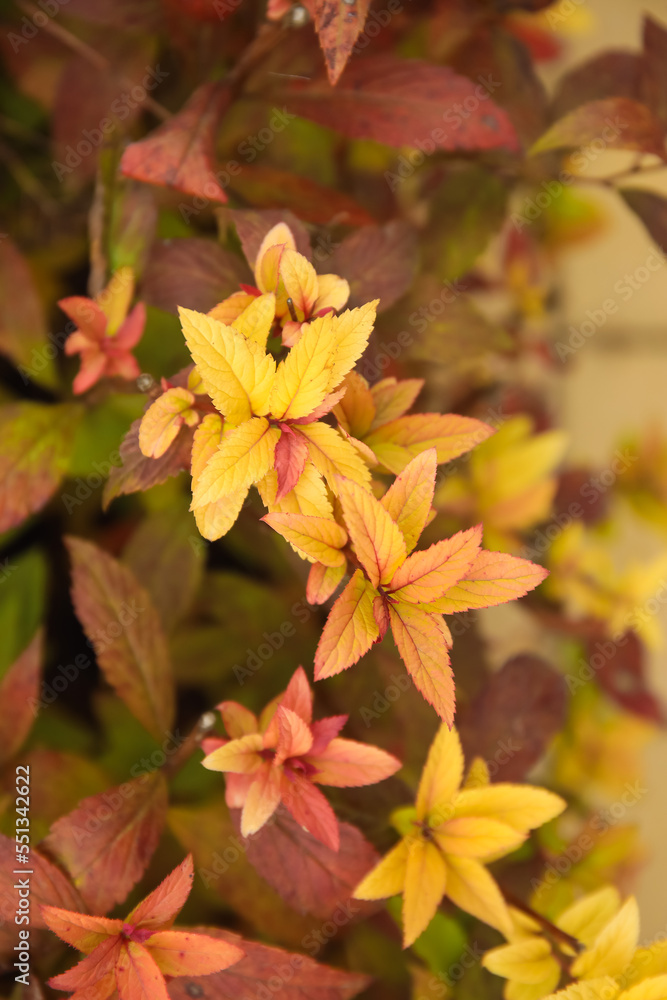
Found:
[162,711,218,780]
[504,892,583,955]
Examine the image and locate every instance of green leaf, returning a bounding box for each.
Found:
[0,402,82,532]
[0,548,46,680]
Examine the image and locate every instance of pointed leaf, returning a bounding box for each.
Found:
[311,0,371,84]
[308,737,401,787]
[42,771,168,914]
[179,307,275,423]
[531,98,666,158]
[452,784,566,831]
[48,935,122,992]
[428,550,548,613]
[380,449,437,553]
[192,417,281,507]
[190,413,248,541]
[370,377,424,428]
[262,511,348,566]
[103,417,193,508]
[270,313,337,420]
[365,413,495,475]
[403,836,447,947]
[307,562,346,605]
[232,292,276,349]
[314,569,380,679]
[296,421,372,490]
[40,906,122,953]
[354,838,409,900]
[390,525,481,603]
[116,939,171,1000]
[0,837,85,931]
[445,855,512,936]
[280,770,340,851]
[325,302,378,391]
[139,388,197,459]
[433,817,525,858]
[147,929,244,976]
[278,666,314,723]
[66,536,174,740]
[415,723,464,824]
[571,897,640,980]
[337,477,406,587]
[275,706,314,764]
[388,604,455,725]
[126,855,194,930]
[121,82,231,202]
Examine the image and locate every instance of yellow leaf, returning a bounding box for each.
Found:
[101,265,134,334]
[258,461,333,518]
[315,273,350,312]
[262,512,348,566]
[314,568,380,679]
[622,976,667,1000]
[241,764,282,836]
[307,561,346,605]
[544,980,621,1000]
[191,414,247,539]
[202,733,263,772]
[557,887,621,948]
[369,377,423,430]
[403,836,447,947]
[138,387,197,458]
[463,757,491,790]
[191,417,281,507]
[428,550,548,613]
[179,306,276,423]
[254,222,296,270]
[390,525,482,604]
[434,817,525,858]
[280,248,318,320]
[572,897,639,980]
[354,837,409,900]
[365,413,495,475]
[296,421,372,490]
[270,313,338,420]
[380,449,437,554]
[415,723,464,824]
[445,855,512,936]
[232,292,276,349]
[388,603,455,726]
[482,937,555,983]
[333,372,376,439]
[326,301,378,391]
[453,784,566,832]
[337,476,406,587]
[208,290,256,325]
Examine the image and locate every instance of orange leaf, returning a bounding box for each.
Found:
[311,0,372,84]
[262,512,348,566]
[307,561,346,605]
[379,449,437,554]
[40,906,122,953]
[296,421,372,490]
[427,550,548,613]
[364,413,495,474]
[120,82,231,203]
[126,855,194,931]
[337,477,406,587]
[146,928,243,975]
[388,604,455,725]
[369,377,424,429]
[314,569,380,679]
[280,770,340,851]
[308,737,401,787]
[275,706,314,764]
[139,388,198,460]
[389,525,482,604]
[116,939,170,1000]
[48,935,122,993]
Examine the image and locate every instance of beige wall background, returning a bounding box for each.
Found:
[543,0,667,934]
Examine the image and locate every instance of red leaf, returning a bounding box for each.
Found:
[592,631,664,722]
[0,629,42,765]
[66,536,175,740]
[0,837,85,930]
[103,417,194,509]
[167,927,371,1000]
[229,164,375,226]
[274,427,310,500]
[0,238,51,380]
[121,82,231,202]
[233,807,379,920]
[326,222,418,311]
[279,771,340,851]
[126,855,194,930]
[310,0,372,85]
[531,98,667,158]
[141,238,248,315]
[41,771,168,914]
[282,55,521,153]
[457,655,568,781]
